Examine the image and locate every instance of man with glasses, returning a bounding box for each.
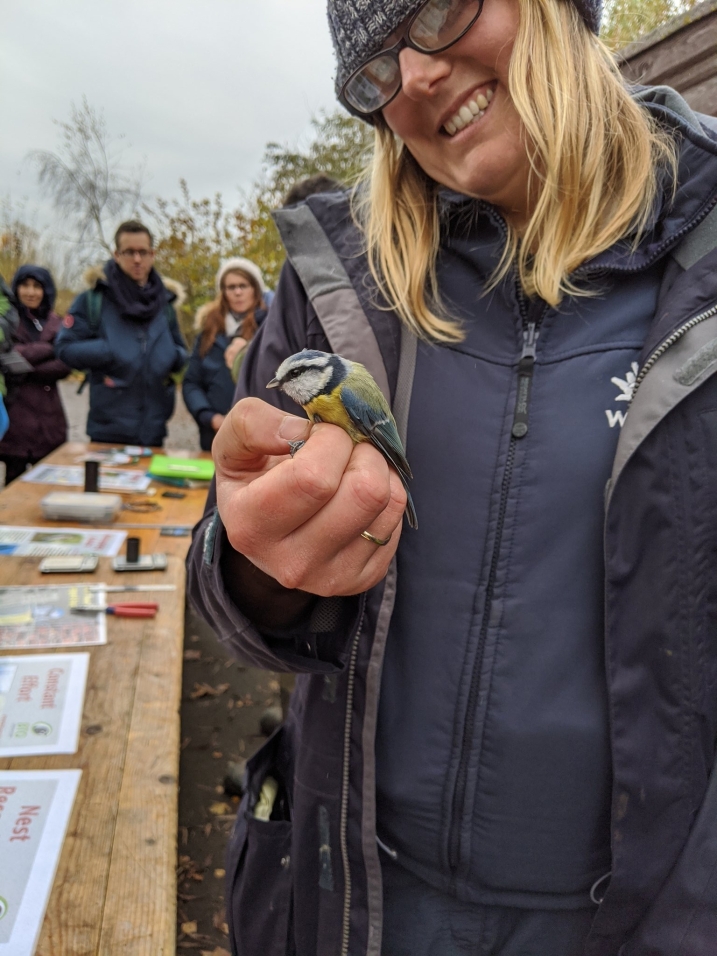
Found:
[57,220,188,447]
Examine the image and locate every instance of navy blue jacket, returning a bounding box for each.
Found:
[187,90,717,955]
[182,334,238,451]
[57,265,188,446]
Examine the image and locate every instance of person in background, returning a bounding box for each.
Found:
[56,221,188,448]
[183,259,268,449]
[0,266,70,484]
[220,258,269,383]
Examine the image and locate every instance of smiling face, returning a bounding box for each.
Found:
[17,277,44,311]
[382,0,531,224]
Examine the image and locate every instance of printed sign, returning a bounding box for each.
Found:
[0,527,125,557]
[0,654,89,757]
[0,769,81,955]
[22,464,151,492]
[0,585,107,649]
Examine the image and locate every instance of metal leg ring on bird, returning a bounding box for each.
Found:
[287,439,306,457]
[360,530,392,547]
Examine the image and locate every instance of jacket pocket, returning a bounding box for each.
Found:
[227,728,295,956]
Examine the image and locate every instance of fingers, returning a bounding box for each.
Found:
[265,445,408,596]
[213,398,312,477]
[219,420,356,553]
[214,399,411,597]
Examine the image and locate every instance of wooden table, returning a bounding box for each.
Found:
[0,442,212,558]
[0,443,212,954]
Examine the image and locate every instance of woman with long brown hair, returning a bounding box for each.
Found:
[183,258,267,450]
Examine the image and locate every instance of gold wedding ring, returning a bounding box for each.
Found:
[360,530,392,547]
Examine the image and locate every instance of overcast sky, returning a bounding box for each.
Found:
[2,0,340,237]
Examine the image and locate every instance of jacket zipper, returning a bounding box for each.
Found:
[340,597,366,956]
[631,301,717,398]
[447,294,545,871]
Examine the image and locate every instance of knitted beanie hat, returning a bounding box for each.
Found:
[328,0,603,99]
[215,257,267,295]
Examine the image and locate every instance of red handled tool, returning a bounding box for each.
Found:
[72,602,159,618]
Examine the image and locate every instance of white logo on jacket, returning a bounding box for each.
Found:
[606,362,639,428]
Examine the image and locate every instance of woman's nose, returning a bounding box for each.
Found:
[399,47,451,100]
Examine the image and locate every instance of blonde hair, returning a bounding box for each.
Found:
[356,0,677,343]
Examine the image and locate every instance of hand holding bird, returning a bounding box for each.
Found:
[213,395,407,599]
[267,349,417,529]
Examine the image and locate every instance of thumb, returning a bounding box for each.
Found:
[213,397,311,476]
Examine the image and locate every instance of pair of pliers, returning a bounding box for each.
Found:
[72,602,159,618]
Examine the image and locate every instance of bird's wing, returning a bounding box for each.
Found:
[340,383,413,483]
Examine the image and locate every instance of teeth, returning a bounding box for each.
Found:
[443,88,493,136]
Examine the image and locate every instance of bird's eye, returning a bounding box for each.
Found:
[289,368,302,378]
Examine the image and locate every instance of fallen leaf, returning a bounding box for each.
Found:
[184,650,201,661]
[201,949,231,956]
[221,924,229,936]
[268,679,280,692]
[209,802,233,816]
[190,872,205,882]
[212,750,223,759]
[181,921,198,935]
[189,683,230,700]
[214,868,226,878]
[204,822,212,837]
[190,634,200,643]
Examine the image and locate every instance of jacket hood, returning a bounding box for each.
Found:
[12,264,57,312]
[83,262,187,310]
[572,87,717,274]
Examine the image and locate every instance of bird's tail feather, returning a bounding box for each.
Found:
[404,490,418,530]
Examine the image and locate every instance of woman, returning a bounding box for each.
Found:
[182,258,267,450]
[0,266,70,484]
[188,0,717,953]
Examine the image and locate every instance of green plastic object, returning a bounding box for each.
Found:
[148,455,215,481]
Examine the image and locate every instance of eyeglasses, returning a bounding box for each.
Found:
[341,0,484,116]
[118,249,153,260]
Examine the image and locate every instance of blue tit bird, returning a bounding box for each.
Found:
[267,349,417,529]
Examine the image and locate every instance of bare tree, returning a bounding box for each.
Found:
[30,98,144,264]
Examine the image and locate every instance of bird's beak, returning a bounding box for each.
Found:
[266,378,280,389]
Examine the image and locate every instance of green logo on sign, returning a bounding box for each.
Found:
[0,896,7,919]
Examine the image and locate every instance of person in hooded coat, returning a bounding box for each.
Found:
[0,265,70,484]
[186,0,717,954]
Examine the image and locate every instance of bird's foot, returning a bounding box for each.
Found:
[288,439,306,458]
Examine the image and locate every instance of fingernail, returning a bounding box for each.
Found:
[278,416,310,441]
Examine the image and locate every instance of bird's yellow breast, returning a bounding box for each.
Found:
[304,389,365,444]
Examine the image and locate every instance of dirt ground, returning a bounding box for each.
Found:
[58,381,276,955]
